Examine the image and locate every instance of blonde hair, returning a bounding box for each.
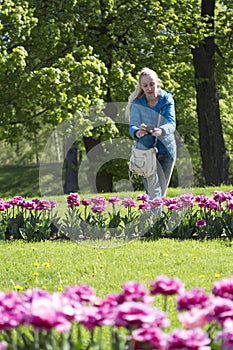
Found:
[125,67,162,120]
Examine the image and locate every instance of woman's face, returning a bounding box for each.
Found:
[140,74,158,99]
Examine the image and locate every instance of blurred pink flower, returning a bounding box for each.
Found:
[166,328,211,350]
[216,319,233,350]
[23,292,73,333]
[122,198,137,208]
[91,204,106,213]
[137,193,150,202]
[130,325,167,350]
[120,281,154,304]
[66,193,80,208]
[138,202,151,210]
[8,196,25,206]
[213,190,232,203]
[207,297,233,325]
[178,308,209,329]
[114,301,169,328]
[177,287,210,311]
[0,291,25,330]
[150,275,185,296]
[0,342,7,350]
[64,284,96,303]
[81,198,92,206]
[91,196,106,206]
[149,197,163,209]
[108,196,120,204]
[196,219,206,226]
[212,276,233,300]
[227,200,233,210]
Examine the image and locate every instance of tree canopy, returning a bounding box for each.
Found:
[0,0,232,188]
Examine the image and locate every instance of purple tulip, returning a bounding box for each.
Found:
[122,198,137,208]
[227,200,233,210]
[166,328,211,350]
[91,196,106,206]
[8,196,25,206]
[64,284,96,303]
[196,219,207,227]
[206,297,233,325]
[0,291,25,330]
[130,325,168,349]
[66,193,80,208]
[91,204,106,213]
[150,275,185,296]
[149,197,163,209]
[138,202,151,210]
[120,281,154,304]
[213,190,232,203]
[23,291,73,333]
[178,308,209,329]
[108,196,120,204]
[177,287,210,311]
[81,198,92,206]
[217,319,233,350]
[114,301,169,328]
[137,193,150,202]
[212,276,233,300]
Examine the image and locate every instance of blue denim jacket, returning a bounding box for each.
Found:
[129,89,176,159]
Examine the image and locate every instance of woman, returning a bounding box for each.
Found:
[127,67,176,200]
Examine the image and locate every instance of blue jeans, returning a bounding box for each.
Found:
[142,153,175,199]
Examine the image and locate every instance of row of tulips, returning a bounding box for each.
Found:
[1,274,233,349]
[0,189,233,241]
[64,189,233,241]
[0,196,59,241]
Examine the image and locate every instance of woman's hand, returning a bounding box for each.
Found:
[136,123,147,138]
[151,128,162,137]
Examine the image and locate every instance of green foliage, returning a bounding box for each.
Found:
[0,0,233,185]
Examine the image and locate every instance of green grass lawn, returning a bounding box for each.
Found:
[1,239,232,296]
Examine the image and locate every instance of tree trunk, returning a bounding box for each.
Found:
[192,0,229,185]
[63,118,78,194]
[63,143,78,194]
[83,136,113,192]
[192,0,230,185]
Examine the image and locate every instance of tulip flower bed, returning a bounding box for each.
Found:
[63,189,233,241]
[0,189,233,242]
[1,274,233,349]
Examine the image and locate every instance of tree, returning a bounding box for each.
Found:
[192,0,230,185]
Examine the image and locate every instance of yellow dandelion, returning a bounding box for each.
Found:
[193,256,197,260]
[58,286,63,291]
[31,247,37,251]
[214,273,221,278]
[15,285,23,292]
[144,273,150,277]
[42,262,50,268]
[42,286,47,290]
[99,264,104,269]
[34,262,41,267]
[163,253,168,257]
[199,274,205,279]
[32,272,39,277]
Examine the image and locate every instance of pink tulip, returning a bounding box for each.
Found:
[114,301,169,328]
[212,276,233,300]
[108,196,120,204]
[130,325,168,349]
[166,328,211,350]
[150,275,185,296]
[177,287,210,311]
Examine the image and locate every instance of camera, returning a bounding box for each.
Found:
[146,125,156,134]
